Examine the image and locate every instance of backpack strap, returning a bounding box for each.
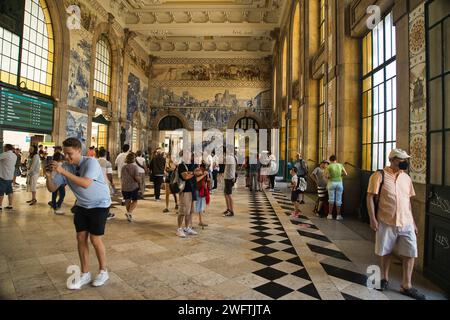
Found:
[374,169,385,214]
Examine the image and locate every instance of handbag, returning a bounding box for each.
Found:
[169,164,187,193]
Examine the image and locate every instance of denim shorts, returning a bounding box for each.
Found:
[327,181,344,206]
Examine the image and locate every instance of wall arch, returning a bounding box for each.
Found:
[227,111,269,130]
[150,110,190,131]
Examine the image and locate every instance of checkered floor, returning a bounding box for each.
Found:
[266,191,387,300]
[248,191,321,300]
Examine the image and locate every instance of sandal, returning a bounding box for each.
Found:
[29,199,37,206]
[400,287,426,300]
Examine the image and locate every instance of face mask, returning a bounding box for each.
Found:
[399,161,409,170]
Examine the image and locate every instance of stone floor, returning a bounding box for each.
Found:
[0,177,447,300]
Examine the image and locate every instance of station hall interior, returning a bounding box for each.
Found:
[0,0,449,300]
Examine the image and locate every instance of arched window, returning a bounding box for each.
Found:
[234,117,259,131]
[292,2,300,83]
[93,35,112,102]
[20,0,54,95]
[281,37,288,99]
[159,116,183,131]
[0,0,54,96]
[319,0,326,45]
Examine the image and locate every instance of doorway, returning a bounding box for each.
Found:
[91,114,109,150]
[425,0,450,293]
[158,116,184,155]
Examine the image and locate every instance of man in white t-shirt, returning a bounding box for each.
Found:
[115,144,130,180]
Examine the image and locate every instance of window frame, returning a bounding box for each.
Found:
[361,12,397,172]
[93,34,112,102]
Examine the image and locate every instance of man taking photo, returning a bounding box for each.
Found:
[45,138,111,290]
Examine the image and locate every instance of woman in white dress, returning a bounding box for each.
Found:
[26,145,41,205]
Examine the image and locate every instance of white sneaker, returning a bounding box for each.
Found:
[176,228,186,238]
[327,215,334,220]
[92,270,109,287]
[54,209,64,215]
[336,215,344,221]
[184,227,198,235]
[67,272,91,290]
[125,213,133,222]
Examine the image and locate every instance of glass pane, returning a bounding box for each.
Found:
[373,25,379,68]
[372,144,378,171]
[378,22,384,64]
[446,132,450,186]
[429,78,443,130]
[386,79,393,111]
[446,74,450,129]
[386,61,396,80]
[374,115,379,142]
[378,113,385,142]
[378,144,384,170]
[373,86,379,114]
[374,69,384,86]
[428,0,450,26]
[430,133,443,185]
[378,84,385,113]
[385,14,392,60]
[429,25,442,79]
[392,77,397,108]
[386,111,393,141]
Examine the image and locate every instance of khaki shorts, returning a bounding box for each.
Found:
[178,192,193,216]
[375,221,418,258]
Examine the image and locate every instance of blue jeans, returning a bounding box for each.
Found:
[327,181,343,207]
[52,185,66,209]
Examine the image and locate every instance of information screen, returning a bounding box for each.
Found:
[0,85,54,133]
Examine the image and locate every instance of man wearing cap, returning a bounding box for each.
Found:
[366,148,426,300]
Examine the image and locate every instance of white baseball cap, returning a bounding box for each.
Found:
[388,148,411,160]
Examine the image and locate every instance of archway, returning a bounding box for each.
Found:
[158,115,185,154]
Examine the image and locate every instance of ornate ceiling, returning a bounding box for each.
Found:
[98,0,287,58]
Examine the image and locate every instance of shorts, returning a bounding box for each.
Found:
[122,188,139,201]
[224,179,234,195]
[317,187,327,199]
[73,206,109,236]
[291,190,300,203]
[0,179,13,196]
[179,192,193,216]
[375,221,418,258]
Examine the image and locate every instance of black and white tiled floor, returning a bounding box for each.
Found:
[266,190,387,300]
[248,192,321,300]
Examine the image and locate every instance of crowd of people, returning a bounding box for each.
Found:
[0,140,426,298]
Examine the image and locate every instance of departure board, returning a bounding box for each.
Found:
[0,85,54,133]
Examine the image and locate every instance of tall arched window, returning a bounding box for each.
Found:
[362,12,396,171]
[292,2,300,83]
[20,0,54,95]
[93,35,112,102]
[290,2,300,161]
[282,37,288,99]
[319,0,326,45]
[0,0,54,96]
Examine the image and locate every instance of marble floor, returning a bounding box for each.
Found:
[0,177,447,300]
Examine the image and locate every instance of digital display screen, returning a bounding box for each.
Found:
[0,85,54,133]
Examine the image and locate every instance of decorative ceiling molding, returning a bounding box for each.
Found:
[95,0,285,58]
